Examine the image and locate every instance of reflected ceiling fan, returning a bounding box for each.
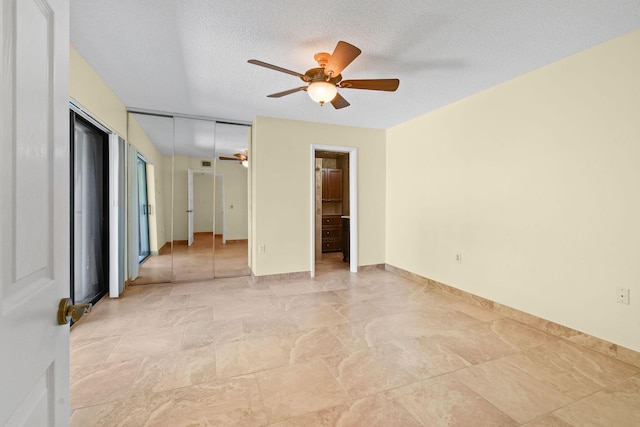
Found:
[248,41,399,109]
[219,150,248,167]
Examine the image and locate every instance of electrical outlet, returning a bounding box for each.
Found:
[616,287,630,304]
[455,253,462,264]
[258,244,266,253]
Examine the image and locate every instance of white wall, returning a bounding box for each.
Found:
[386,29,640,352]
[251,116,386,276]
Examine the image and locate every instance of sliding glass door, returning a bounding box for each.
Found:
[71,112,109,304]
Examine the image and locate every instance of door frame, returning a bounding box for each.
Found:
[309,145,358,276]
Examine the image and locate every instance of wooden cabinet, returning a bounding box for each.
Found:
[322,169,343,202]
[321,168,343,252]
[322,215,342,252]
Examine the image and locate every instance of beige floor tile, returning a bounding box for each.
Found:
[156,304,213,327]
[428,321,520,365]
[70,309,164,340]
[521,414,574,426]
[242,312,300,339]
[307,276,350,292]
[454,358,573,424]
[268,393,421,427]
[131,344,217,393]
[280,291,346,311]
[503,339,639,400]
[488,317,561,350]
[552,374,640,426]
[288,327,349,364]
[388,375,518,426]
[106,325,185,363]
[216,335,289,378]
[325,346,417,398]
[70,335,120,367]
[333,282,409,304]
[268,280,318,297]
[362,308,481,347]
[71,358,142,409]
[70,401,119,427]
[328,320,370,352]
[74,375,267,427]
[101,294,192,315]
[189,286,274,307]
[69,255,640,425]
[332,300,387,322]
[255,360,350,422]
[371,337,470,380]
[213,295,280,320]
[182,318,245,349]
[288,305,349,330]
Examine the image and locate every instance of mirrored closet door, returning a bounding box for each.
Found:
[127,113,174,285]
[126,111,250,285]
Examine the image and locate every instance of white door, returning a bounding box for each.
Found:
[0,0,70,426]
[187,169,194,246]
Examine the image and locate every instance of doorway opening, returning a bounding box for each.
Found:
[311,145,358,277]
[70,111,110,305]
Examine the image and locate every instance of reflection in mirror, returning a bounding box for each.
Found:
[213,123,251,278]
[126,111,251,285]
[127,113,174,285]
[172,117,216,282]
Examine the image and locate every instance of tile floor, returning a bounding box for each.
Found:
[70,257,640,426]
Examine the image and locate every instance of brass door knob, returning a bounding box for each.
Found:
[57,298,92,325]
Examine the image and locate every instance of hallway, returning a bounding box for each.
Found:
[70,263,640,426]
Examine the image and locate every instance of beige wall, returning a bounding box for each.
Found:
[386,29,640,352]
[251,116,386,276]
[69,46,127,136]
[70,45,169,260]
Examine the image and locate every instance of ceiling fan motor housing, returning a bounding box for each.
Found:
[302,67,342,85]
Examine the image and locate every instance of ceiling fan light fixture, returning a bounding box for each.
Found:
[307,81,337,105]
[241,160,248,168]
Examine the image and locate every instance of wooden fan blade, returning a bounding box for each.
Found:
[219,156,240,161]
[233,153,247,161]
[339,79,400,91]
[248,59,307,80]
[331,92,350,109]
[267,86,307,98]
[324,41,361,77]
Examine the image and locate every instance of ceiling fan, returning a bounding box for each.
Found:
[248,41,399,109]
[219,150,248,167]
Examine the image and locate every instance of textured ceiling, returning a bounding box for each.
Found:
[71,0,639,133]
